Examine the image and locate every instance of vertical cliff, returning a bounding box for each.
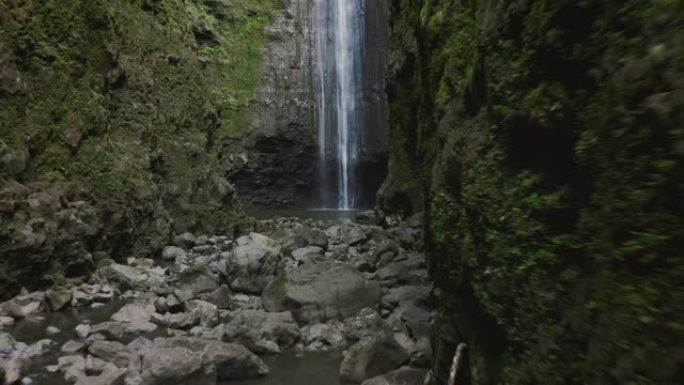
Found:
[381,0,684,384]
[0,0,280,297]
[226,0,317,206]
[230,0,390,208]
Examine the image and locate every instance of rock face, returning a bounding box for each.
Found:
[0,0,282,300]
[381,1,684,385]
[226,0,317,206]
[262,261,381,323]
[228,0,390,207]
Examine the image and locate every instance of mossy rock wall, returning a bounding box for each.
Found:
[380,0,684,384]
[0,0,281,297]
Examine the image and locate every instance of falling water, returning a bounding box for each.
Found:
[314,0,365,210]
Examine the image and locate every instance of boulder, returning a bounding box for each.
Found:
[126,344,214,385]
[339,332,409,383]
[177,264,219,295]
[262,262,380,323]
[221,309,300,353]
[161,246,186,261]
[111,304,153,323]
[290,246,325,265]
[127,337,268,384]
[221,233,281,293]
[199,285,232,309]
[46,288,72,311]
[88,340,130,368]
[174,233,196,248]
[98,263,143,290]
[186,300,220,327]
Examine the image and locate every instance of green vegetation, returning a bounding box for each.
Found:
[382,0,684,383]
[0,0,279,297]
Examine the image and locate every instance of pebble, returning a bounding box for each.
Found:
[46,326,61,336]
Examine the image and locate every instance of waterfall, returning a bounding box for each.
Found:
[314,0,365,210]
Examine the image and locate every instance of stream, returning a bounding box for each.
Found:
[1,211,431,385]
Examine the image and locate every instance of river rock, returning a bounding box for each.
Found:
[98,263,143,290]
[199,285,232,309]
[1,292,45,319]
[74,324,92,339]
[127,337,268,384]
[360,366,429,385]
[161,246,186,261]
[290,246,325,265]
[57,355,126,385]
[174,233,196,248]
[186,300,220,327]
[220,233,281,294]
[0,316,14,329]
[88,340,130,368]
[1,357,26,385]
[0,332,17,354]
[46,288,72,311]
[177,264,219,295]
[339,331,409,383]
[111,304,153,323]
[91,321,157,341]
[220,309,300,353]
[61,339,86,354]
[262,261,381,323]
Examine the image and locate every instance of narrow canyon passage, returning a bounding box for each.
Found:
[1,1,682,385]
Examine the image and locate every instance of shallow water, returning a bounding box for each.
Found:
[247,207,363,222]
[10,299,343,385]
[10,300,125,385]
[225,351,342,385]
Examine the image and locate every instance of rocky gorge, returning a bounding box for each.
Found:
[0,213,433,385]
[1,0,682,384]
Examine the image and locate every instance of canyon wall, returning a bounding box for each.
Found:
[230,0,390,207]
[0,0,282,298]
[380,0,684,384]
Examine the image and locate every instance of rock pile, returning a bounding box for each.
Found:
[0,213,432,384]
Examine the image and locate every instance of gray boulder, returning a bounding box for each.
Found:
[98,263,143,290]
[174,232,196,248]
[290,246,325,265]
[161,246,186,261]
[177,264,219,295]
[262,261,380,323]
[221,309,300,353]
[339,332,409,383]
[88,340,130,368]
[127,337,268,384]
[221,233,281,294]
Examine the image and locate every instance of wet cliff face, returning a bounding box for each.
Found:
[226,0,317,207]
[0,0,281,298]
[230,0,390,208]
[381,0,684,384]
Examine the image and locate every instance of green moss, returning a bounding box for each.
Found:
[385,0,684,384]
[0,0,277,298]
